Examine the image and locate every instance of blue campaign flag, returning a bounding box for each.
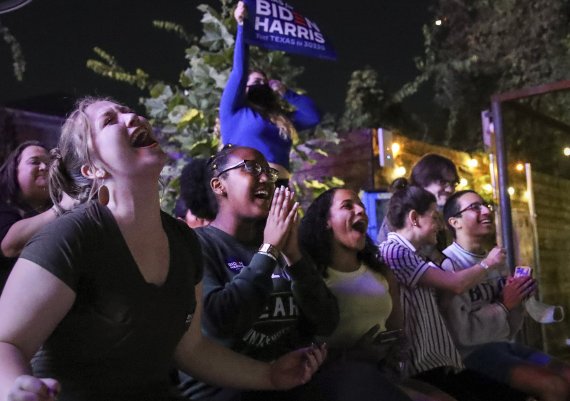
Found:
[242,0,337,61]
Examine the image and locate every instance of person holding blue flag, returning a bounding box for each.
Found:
[220,1,321,187]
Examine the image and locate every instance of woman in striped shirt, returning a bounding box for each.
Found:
[379,179,507,401]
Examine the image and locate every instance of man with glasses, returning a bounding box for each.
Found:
[440,190,570,401]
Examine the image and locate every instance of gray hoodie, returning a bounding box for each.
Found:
[439,242,524,357]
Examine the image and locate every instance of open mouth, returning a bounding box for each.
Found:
[351,219,368,234]
[130,127,157,148]
[254,188,271,200]
[479,218,493,225]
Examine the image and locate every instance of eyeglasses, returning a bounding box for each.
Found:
[454,202,494,217]
[216,160,279,183]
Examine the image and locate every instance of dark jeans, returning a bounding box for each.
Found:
[414,367,528,401]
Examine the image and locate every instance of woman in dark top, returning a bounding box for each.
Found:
[178,145,338,401]
[0,98,326,401]
[0,141,53,293]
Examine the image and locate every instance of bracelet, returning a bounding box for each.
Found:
[258,243,279,261]
[479,260,490,269]
[497,302,510,313]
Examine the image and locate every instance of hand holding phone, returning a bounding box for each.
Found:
[514,266,532,278]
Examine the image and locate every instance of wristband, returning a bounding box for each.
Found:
[497,302,510,313]
[479,260,490,269]
[258,243,279,261]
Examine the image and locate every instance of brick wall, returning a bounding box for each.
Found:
[529,172,570,359]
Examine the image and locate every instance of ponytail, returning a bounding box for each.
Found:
[49,97,112,214]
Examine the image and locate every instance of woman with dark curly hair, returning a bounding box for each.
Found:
[299,188,454,401]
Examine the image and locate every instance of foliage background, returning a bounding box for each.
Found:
[87,0,341,211]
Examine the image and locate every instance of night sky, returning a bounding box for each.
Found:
[0,0,432,117]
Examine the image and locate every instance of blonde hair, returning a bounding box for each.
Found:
[247,103,299,143]
[248,69,298,143]
[49,97,112,214]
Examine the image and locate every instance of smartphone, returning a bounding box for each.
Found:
[374,329,403,345]
[514,266,532,278]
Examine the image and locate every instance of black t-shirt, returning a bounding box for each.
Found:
[20,201,203,401]
[0,202,39,294]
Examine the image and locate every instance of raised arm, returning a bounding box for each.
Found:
[219,1,249,122]
[284,90,321,130]
[0,259,75,401]
[266,79,321,131]
[176,282,326,390]
[419,246,506,294]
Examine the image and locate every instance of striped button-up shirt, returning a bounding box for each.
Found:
[379,232,464,376]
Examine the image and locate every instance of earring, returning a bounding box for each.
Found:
[97,178,109,206]
[413,221,418,227]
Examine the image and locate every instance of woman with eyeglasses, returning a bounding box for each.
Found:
[220,1,321,187]
[379,180,510,401]
[177,145,338,401]
[0,99,326,401]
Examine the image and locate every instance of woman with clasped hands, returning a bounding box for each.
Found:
[177,145,338,401]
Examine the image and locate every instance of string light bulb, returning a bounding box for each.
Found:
[391,142,401,156]
[564,147,570,156]
[508,187,515,196]
[394,166,406,177]
[467,158,479,168]
[515,163,524,172]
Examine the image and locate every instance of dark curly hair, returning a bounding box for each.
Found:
[299,188,387,277]
[179,157,218,220]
